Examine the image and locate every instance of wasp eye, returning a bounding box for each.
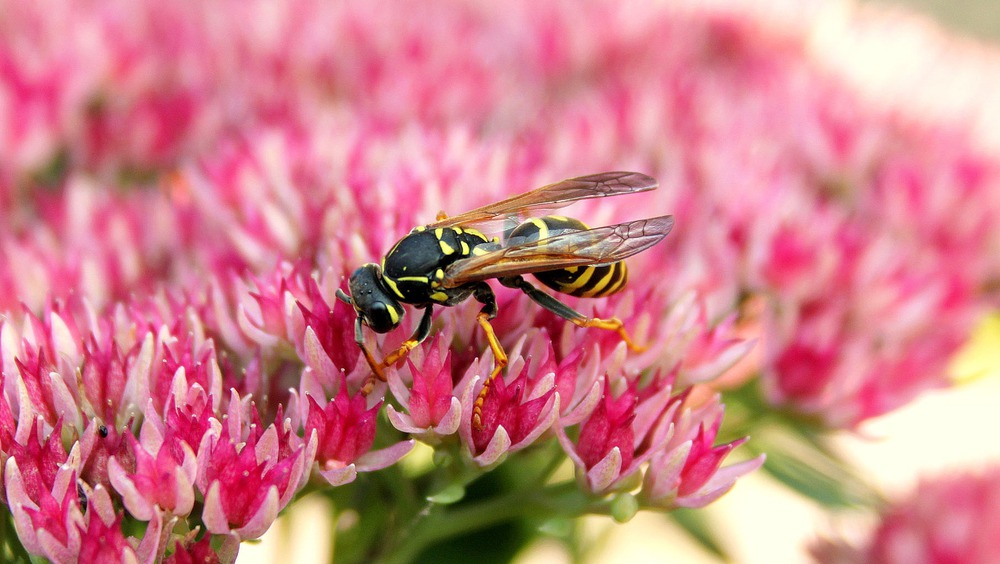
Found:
[366,302,400,333]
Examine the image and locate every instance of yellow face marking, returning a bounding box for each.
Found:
[439,240,456,255]
[387,305,400,324]
[383,276,405,299]
[429,291,449,302]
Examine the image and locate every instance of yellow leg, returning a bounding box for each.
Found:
[358,345,385,396]
[472,312,508,430]
[362,306,434,395]
[379,338,420,369]
[500,275,646,353]
[572,316,646,352]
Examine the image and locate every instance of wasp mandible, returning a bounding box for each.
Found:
[336,171,674,428]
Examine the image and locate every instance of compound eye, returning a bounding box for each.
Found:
[366,302,400,333]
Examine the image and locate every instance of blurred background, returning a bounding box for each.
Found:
[863,0,1000,41]
[237,1,1000,560]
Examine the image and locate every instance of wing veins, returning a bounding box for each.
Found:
[427,171,657,229]
[442,215,674,286]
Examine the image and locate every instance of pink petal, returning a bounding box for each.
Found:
[355,440,415,472]
[234,485,280,540]
[586,447,623,493]
[317,464,358,487]
[303,327,338,391]
[471,426,511,468]
[108,456,154,521]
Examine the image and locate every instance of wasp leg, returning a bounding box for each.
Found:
[338,289,386,394]
[471,282,509,430]
[500,275,645,352]
[353,317,386,395]
[379,305,434,369]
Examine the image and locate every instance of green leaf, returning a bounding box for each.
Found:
[427,483,466,504]
[750,428,881,509]
[667,508,729,560]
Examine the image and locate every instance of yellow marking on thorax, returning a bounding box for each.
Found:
[434,228,444,238]
[429,291,449,302]
[460,240,470,255]
[396,275,430,283]
[383,276,405,299]
[471,246,491,256]
[464,227,488,241]
[439,240,456,254]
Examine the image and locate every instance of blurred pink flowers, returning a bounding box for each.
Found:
[813,466,1000,564]
[0,0,997,561]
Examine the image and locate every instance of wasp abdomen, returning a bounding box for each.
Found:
[506,216,628,298]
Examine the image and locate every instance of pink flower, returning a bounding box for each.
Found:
[812,466,1000,564]
[196,422,305,540]
[76,511,137,564]
[304,378,413,486]
[81,335,128,425]
[386,337,463,438]
[461,361,559,467]
[556,378,640,493]
[3,418,68,507]
[165,535,239,564]
[4,420,82,562]
[639,393,765,509]
[296,277,365,379]
[108,429,196,520]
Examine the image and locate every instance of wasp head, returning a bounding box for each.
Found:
[346,263,405,333]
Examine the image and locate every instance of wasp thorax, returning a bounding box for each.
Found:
[348,263,405,333]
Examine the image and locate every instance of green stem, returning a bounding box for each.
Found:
[381,481,590,564]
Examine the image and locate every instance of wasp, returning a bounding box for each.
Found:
[336,171,674,428]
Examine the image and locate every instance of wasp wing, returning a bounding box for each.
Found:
[427,171,658,229]
[442,215,674,286]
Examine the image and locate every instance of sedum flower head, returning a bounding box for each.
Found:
[1,0,996,560]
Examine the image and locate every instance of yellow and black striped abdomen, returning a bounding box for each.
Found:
[506,216,628,298]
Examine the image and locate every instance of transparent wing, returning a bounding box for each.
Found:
[442,215,674,286]
[427,171,658,229]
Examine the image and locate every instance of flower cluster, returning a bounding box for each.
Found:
[1,0,998,561]
[812,466,1000,564]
